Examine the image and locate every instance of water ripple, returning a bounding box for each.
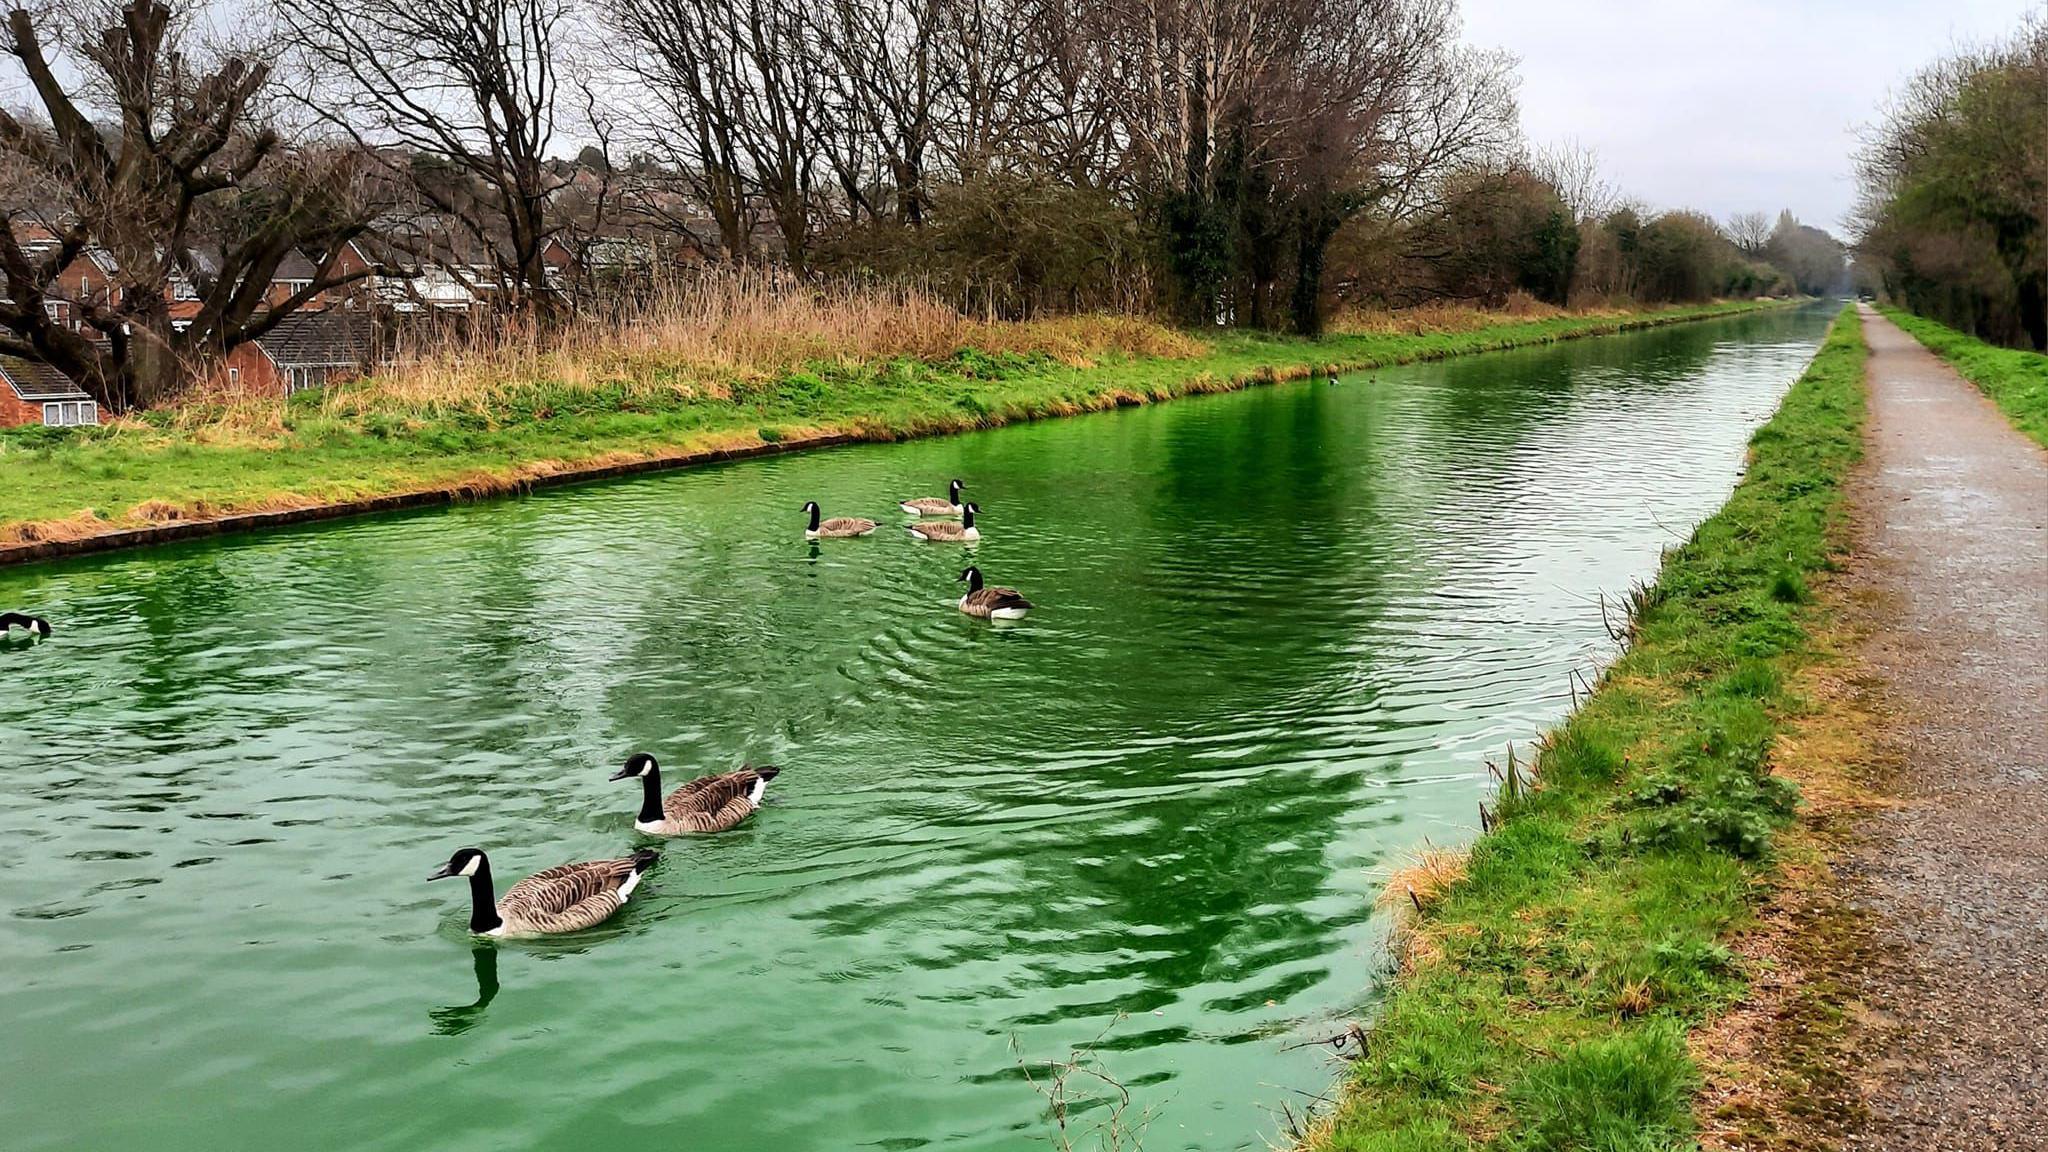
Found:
[0,306,1834,1152]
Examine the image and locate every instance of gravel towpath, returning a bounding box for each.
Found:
[1842,306,2048,1150]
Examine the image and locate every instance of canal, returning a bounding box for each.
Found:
[0,304,1833,1151]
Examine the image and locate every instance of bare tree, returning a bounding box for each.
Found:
[1725,209,1771,255]
[1531,139,1615,223]
[604,0,758,259]
[275,0,573,314]
[0,0,384,410]
[814,0,946,224]
[604,0,825,267]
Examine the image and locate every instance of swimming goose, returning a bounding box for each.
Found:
[1,612,51,638]
[804,501,878,538]
[609,753,780,835]
[957,566,1032,619]
[899,479,965,517]
[428,846,658,938]
[909,503,980,543]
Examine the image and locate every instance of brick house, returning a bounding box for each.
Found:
[219,310,381,396]
[0,355,98,428]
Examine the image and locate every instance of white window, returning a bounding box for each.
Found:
[228,367,240,386]
[43,401,95,426]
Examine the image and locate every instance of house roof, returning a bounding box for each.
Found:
[0,355,90,401]
[273,249,321,282]
[253,310,377,370]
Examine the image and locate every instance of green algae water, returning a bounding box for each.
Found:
[0,306,1833,1151]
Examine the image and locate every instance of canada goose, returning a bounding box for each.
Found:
[957,566,1032,619]
[0,612,51,639]
[804,501,877,538]
[909,502,979,543]
[899,479,965,517]
[609,753,780,835]
[427,847,658,937]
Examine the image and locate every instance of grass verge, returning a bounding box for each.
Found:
[0,299,1779,557]
[1305,305,1867,1151]
[1878,306,2048,448]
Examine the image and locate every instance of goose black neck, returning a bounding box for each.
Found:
[965,569,984,593]
[466,862,502,934]
[636,766,665,824]
[950,480,962,500]
[807,505,821,531]
[961,505,975,528]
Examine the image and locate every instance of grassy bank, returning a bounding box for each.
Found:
[1309,306,1866,1150]
[0,298,1780,555]
[1878,306,2048,448]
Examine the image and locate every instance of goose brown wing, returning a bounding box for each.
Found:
[665,771,750,817]
[913,521,967,540]
[900,497,956,514]
[967,586,1032,612]
[506,888,628,934]
[500,857,633,919]
[664,770,760,832]
[820,517,876,534]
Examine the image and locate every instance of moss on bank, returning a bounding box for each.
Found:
[1878,306,2048,449]
[0,299,1778,556]
[1309,307,1866,1151]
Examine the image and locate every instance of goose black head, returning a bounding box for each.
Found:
[802,501,820,514]
[32,618,49,637]
[958,566,984,591]
[428,847,489,882]
[961,502,980,526]
[609,752,658,782]
[949,478,964,498]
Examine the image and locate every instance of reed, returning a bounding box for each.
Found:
[172,271,1203,434]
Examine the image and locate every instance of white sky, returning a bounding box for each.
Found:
[1459,0,2044,236]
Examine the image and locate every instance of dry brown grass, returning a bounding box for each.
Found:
[170,272,1204,434]
[0,511,99,544]
[1357,844,1473,980]
[1376,844,1472,916]
[1329,292,1650,337]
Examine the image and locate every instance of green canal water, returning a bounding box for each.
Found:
[0,306,1833,1151]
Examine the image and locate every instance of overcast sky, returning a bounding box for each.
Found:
[1459,0,2043,237]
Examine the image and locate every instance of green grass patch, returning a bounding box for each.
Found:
[1879,305,2048,449]
[1313,307,1867,1150]
[0,300,1780,548]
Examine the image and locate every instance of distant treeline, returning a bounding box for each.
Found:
[0,0,1846,413]
[1855,14,2047,351]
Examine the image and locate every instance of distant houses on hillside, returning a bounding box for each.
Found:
[0,221,608,426]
